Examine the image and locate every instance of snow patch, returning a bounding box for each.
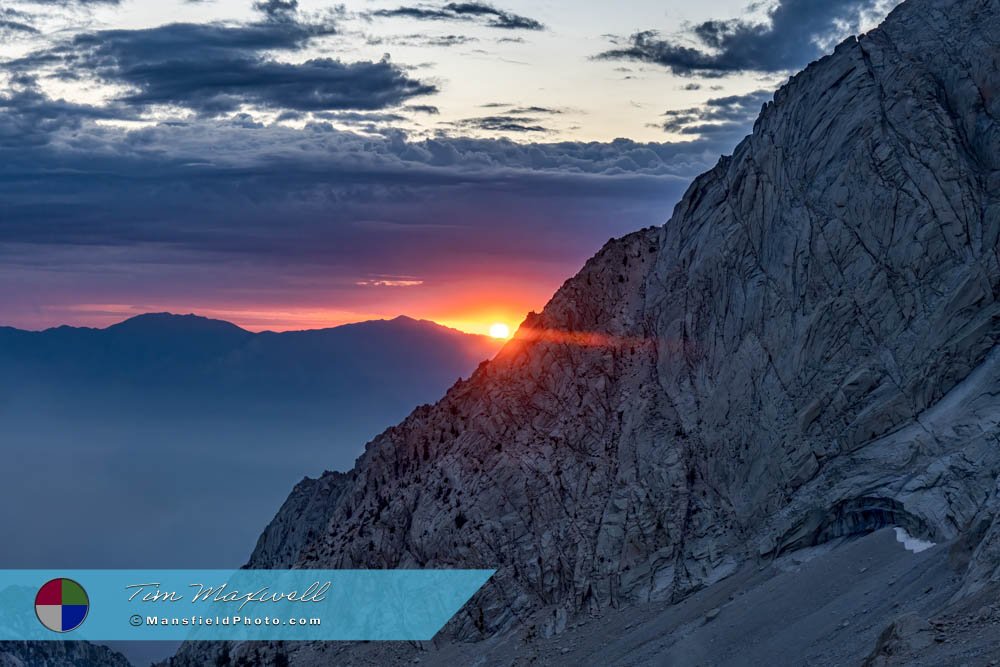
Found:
[894,527,936,553]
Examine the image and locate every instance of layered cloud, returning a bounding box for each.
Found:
[0,6,41,37]
[0,76,746,327]
[0,94,723,248]
[448,104,567,134]
[599,0,899,75]
[454,116,547,132]
[370,2,543,31]
[6,4,435,116]
[659,89,773,141]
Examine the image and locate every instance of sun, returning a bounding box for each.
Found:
[488,323,511,339]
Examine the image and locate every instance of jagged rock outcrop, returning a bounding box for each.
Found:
[169,0,1000,663]
[246,472,352,568]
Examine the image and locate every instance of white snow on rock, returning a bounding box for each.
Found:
[893,527,936,554]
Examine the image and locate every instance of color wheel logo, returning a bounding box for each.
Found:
[35,578,89,633]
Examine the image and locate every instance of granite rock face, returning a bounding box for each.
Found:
[246,472,352,569]
[170,0,1000,663]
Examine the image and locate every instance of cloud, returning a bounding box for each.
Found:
[0,0,122,37]
[311,110,409,125]
[7,16,436,115]
[447,105,565,133]
[0,66,774,333]
[0,19,38,33]
[659,89,773,140]
[0,79,137,145]
[355,277,424,287]
[405,104,440,114]
[367,33,478,48]
[455,115,548,132]
[0,19,39,36]
[0,7,40,36]
[506,106,562,115]
[28,0,120,4]
[370,2,544,31]
[598,0,898,75]
[253,0,299,21]
[0,89,740,288]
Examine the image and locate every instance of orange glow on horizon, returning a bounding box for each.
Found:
[21,264,566,337]
[488,323,511,339]
[50,302,534,338]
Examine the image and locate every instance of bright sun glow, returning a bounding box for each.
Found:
[489,323,511,339]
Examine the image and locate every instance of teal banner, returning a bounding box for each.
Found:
[0,569,493,641]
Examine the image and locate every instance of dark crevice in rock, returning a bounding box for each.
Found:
[773,497,933,558]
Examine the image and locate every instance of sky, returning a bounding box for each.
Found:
[0,0,901,335]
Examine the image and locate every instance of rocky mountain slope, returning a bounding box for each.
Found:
[168,0,1000,663]
[0,641,131,667]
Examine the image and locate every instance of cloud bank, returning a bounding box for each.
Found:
[7,7,435,116]
[0,75,749,327]
[599,0,899,75]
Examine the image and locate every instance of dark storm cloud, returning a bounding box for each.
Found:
[7,15,435,115]
[659,89,773,140]
[598,0,894,75]
[370,2,544,31]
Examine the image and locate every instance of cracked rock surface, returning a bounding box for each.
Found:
[167,0,1000,664]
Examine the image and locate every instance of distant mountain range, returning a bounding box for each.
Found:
[0,312,500,410]
[0,313,503,570]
